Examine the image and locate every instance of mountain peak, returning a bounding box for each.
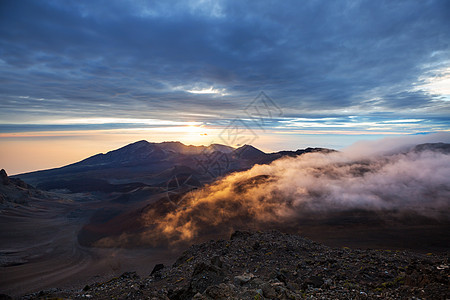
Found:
[126,140,150,147]
[207,143,235,153]
[239,144,259,149]
[111,140,156,155]
[235,144,264,153]
[234,144,266,159]
[112,140,152,153]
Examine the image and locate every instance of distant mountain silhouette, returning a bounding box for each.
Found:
[233,144,266,160]
[14,141,334,192]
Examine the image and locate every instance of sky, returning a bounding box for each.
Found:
[0,0,450,174]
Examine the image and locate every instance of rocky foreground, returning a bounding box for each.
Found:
[18,231,449,300]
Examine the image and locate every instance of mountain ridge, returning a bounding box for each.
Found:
[13,141,335,189]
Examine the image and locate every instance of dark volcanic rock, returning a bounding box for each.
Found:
[0,169,35,205]
[9,178,29,189]
[151,264,165,276]
[210,255,223,268]
[37,231,450,300]
[1,169,32,189]
[190,262,225,294]
[303,275,324,289]
[0,169,9,185]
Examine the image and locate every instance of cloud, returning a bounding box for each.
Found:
[110,135,450,247]
[343,132,450,157]
[0,0,449,129]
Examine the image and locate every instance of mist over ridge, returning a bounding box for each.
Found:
[92,136,450,247]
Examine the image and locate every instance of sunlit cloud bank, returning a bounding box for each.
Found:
[114,134,450,246]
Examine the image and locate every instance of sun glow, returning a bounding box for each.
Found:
[185,124,208,135]
[180,124,211,144]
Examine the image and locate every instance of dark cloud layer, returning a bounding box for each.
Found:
[0,0,449,128]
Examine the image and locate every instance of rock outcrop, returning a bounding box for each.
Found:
[0,169,33,205]
[0,169,10,185]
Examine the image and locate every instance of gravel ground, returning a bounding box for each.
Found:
[19,230,449,300]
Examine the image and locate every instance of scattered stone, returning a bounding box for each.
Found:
[261,282,277,298]
[150,264,165,275]
[210,255,223,268]
[204,283,234,299]
[25,230,450,300]
[190,262,225,295]
[234,273,255,285]
[120,271,139,279]
[303,275,324,288]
